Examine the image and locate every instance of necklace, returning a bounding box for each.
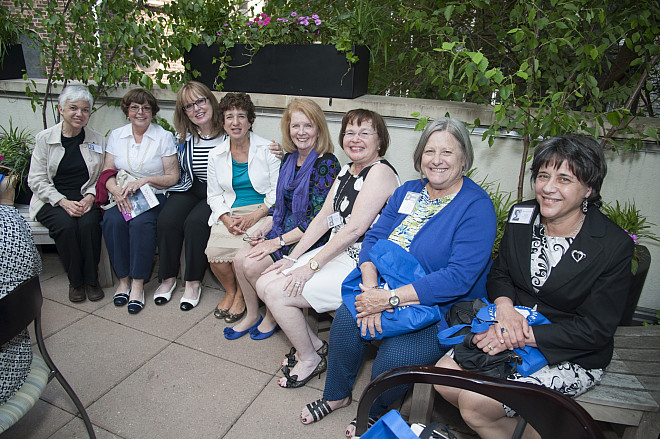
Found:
[543,213,585,239]
[197,129,217,141]
[125,136,152,173]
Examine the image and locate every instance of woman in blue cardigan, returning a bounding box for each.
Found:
[300,118,496,437]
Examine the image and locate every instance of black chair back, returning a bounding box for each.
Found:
[355,365,604,439]
[0,276,42,346]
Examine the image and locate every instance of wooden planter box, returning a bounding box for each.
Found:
[0,44,27,80]
[184,43,369,99]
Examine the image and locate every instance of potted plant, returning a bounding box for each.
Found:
[601,201,658,325]
[168,1,369,98]
[0,5,27,80]
[0,121,34,206]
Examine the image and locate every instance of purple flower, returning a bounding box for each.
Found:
[217,31,222,36]
[300,19,309,26]
[311,14,319,19]
[291,12,297,17]
[314,19,321,25]
[276,18,288,22]
[0,155,4,162]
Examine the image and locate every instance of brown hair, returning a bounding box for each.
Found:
[280,99,334,155]
[120,88,159,117]
[338,109,390,156]
[219,92,256,129]
[174,81,223,141]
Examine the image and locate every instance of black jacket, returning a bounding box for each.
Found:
[487,200,634,369]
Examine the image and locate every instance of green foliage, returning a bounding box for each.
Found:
[474,175,520,259]
[601,200,659,274]
[400,0,660,198]
[0,4,23,63]
[0,120,34,192]
[15,0,177,129]
[641,311,660,326]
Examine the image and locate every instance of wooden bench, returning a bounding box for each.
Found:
[16,204,115,288]
[409,325,660,438]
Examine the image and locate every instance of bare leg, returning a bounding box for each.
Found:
[116,276,130,295]
[129,278,144,301]
[155,276,176,295]
[257,271,324,386]
[182,280,201,301]
[210,261,238,312]
[233,246,274,332]
[435,355,540,439]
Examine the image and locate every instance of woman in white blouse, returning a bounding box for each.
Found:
[101,88,179,314]
[206,92,280,328]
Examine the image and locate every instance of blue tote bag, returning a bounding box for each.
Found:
[341,239,443,341]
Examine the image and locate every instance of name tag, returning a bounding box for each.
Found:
[87,142,103,154]
[509,207,535,224]
[398,191,420,215]
[327,211,342,228]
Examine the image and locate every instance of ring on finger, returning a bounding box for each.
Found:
[487,344,494,351]
[501,327,508,333]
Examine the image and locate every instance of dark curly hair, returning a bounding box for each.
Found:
[530,135,607,206]
[120,88,159,117]
[219,92,256,130]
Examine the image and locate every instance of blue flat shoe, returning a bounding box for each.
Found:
[223,315,263,340]
[127,290,145,314]
[113,288,130,307]
[250,323,279,340]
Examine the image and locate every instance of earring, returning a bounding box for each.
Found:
[582,199,588,213]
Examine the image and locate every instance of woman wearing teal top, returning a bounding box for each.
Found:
[206,93,280,322]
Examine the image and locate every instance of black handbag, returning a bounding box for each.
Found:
[453,332,522,379]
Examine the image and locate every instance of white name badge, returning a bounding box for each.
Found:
[398,191,421,215]
[327,211,342,228]
[509,207,535,224]
[87,142,103,154]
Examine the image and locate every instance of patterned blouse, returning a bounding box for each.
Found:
[530,216,573,292]
[0,205,42,404]
[265,153,340,261]
[389,188,456,250]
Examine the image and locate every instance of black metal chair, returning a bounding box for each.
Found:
[355,365,604,439]
[0,276,96,438]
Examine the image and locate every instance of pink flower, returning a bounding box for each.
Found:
[0,155,4,162]
[314,19,321,25]
[291,12,297,17]
[311,14,319,19]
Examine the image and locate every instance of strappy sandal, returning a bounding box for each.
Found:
[347,416,377,438]
[302,393,352,424]
[282,340,329,368]
[280,356,327,389]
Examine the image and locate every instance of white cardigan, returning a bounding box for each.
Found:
[206,132,280,226]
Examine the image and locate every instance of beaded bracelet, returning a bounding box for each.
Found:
[283,255,298,263]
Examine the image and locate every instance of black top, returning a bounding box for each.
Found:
[53,129,88,201]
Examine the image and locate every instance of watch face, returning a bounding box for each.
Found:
[309,259,320,271]
[279,236,285,246]
[389,295,400,307]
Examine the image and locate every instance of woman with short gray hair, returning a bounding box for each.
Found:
[28,85,106,303]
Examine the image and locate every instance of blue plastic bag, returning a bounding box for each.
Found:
[341,240,442,340]
[357,410,419,439]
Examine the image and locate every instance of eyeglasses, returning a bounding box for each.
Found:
[242,232,264,242]
[342,131,377,140]
[182,97,207,112]
[129,105,152,114]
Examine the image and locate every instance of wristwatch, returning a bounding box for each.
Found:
[279,235,286,247]
[388,290,400,308]
[309,258,320,272]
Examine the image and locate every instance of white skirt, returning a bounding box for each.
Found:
[285,246,357,313]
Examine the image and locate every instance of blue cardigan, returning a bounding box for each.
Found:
[359,178,496,328]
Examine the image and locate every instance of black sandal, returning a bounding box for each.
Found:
[302,393,352,424]
[281,356,327,388]
[347,416,377,438]
[282,340,329,368]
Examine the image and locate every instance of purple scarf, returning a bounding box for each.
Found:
[271,149,319,237]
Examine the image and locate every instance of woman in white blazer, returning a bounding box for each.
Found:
[206,92,280,323]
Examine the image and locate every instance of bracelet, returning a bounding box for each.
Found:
[283,255,298,263]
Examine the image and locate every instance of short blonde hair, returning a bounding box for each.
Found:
[280,99,334,155]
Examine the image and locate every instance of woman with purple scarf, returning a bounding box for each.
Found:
[229,99,340,340]
[255,109,400,389]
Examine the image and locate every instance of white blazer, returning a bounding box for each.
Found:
[207,132,280,226]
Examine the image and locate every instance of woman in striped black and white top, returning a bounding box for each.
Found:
[154,82,227,311]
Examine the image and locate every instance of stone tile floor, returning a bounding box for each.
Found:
[2,250,634,439]
[2,250,482,439]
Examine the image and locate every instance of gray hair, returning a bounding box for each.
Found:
[413,117,474,177]
[58,85,94,108]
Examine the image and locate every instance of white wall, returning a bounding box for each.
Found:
[1,79,658,311]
